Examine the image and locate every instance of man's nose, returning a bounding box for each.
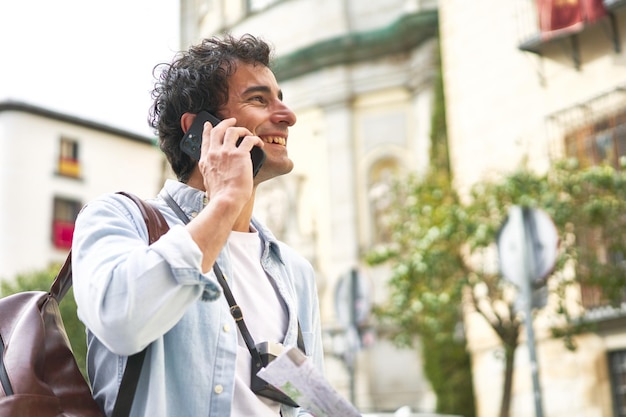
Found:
[272,102,297,126]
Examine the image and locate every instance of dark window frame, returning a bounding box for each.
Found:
[57,136,81,178]
[564,110,626,169]
[609,349,626,417]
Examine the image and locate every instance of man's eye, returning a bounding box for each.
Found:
[250,96,265,103]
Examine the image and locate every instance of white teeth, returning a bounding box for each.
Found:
[264,136,286,146]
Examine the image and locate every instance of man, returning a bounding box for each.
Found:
[72,34,324,417]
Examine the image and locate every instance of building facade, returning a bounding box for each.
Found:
[439,1,626,416]
[180,0,440,413]
[0,101,166,281]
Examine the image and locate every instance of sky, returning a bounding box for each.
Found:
[0,0,180,137]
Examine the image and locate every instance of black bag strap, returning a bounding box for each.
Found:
[213,264,306,356]
[49,191,170,417]
[212,264,265,362]
[163,190,306,356]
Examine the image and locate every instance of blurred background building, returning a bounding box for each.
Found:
[0,101,165,280]
[439,0,626,416]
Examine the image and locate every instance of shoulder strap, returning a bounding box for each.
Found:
[50,192,170,417]
[211,264,264,362]
[111,192,170,417]
[117,192,170,242]
[214,263,306,355]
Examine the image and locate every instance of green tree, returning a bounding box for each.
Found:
[1,264,88,377]
[367,169,475,417]
[368,160,626,417]
[366,40,476,417]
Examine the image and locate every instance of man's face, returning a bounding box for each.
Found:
[220,62,297,183]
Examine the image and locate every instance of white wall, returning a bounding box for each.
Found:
[0,109,164,280]
[440,0,626,195]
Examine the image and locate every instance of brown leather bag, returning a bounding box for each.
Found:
[0,192,169,417]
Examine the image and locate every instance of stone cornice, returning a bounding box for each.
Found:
[272,9,439,81]
[0,100,155,145]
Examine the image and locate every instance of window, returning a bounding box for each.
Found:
[609,350,626,417]
[565,110,626,169]
[564,109,626,309]
[577,225,626,308]
[52,197,82,249]
[58,137,81,178]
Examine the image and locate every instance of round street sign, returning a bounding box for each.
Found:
[497,206,559,288]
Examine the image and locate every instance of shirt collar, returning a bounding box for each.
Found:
[161,179,285,264]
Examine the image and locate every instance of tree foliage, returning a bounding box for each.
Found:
[0,265,88,377]
[366,39,476,417]
[367,159,626,417]
[367,168,476,416]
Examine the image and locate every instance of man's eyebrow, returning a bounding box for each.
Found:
[242,85,284,101]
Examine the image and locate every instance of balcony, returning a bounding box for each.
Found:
[515,0,624,68]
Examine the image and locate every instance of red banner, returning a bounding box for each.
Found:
[537,0,606,39]
[53,220,75,249]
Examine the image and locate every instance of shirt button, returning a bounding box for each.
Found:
[223,324,231,333]
[191,211,198,218]
[214,384,223,394]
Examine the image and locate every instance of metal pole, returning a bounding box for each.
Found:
[521,208,545,417]
[348,268,358,405]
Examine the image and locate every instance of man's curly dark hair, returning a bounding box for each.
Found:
[149,34,272,183]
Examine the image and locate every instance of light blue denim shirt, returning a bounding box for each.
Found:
[72,180,324,417]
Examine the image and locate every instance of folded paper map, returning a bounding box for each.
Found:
[257,346,362,417]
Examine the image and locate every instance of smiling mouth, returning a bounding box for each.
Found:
[262,136,286,146]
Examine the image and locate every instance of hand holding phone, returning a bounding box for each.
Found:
[180,111,266,177]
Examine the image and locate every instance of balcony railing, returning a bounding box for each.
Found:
[514,0,623,68]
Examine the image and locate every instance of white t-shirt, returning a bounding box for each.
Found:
[227,229,288,416]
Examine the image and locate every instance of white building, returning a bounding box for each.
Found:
[439,1,626,416]
[181,0,441,413]
[0,101,166,281]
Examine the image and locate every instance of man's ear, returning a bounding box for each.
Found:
[180,112,196,134]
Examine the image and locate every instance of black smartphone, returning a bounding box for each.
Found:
[180,110,266,177]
